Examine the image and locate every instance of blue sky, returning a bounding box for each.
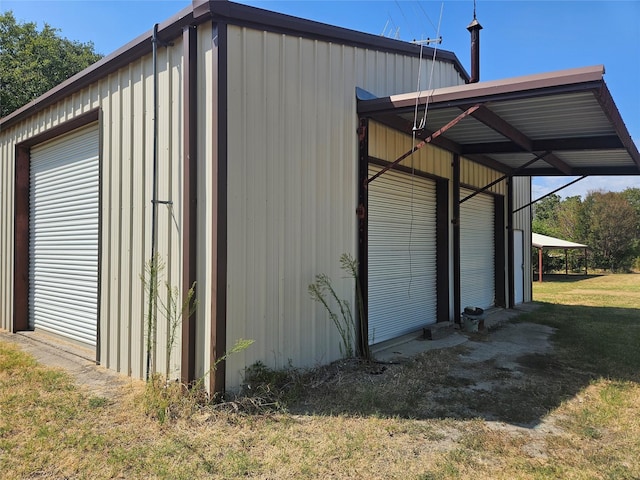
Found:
[4,0,639,199]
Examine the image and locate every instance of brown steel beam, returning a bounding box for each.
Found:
[372,114,512,174]
[210,20,228,395]
[366,104,481,186]
[468,104,533,150]
[463,136,624,155]
[13,146,30,332]
[356,118,369,356]
[465,105,573,174]
[460,151,550,204]
[181,24,198,385]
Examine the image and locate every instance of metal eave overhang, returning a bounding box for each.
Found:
[357,65,640,176]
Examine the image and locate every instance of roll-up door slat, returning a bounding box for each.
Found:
[368,166,438,345]
[29,124,99,348]
[460,188,495,311]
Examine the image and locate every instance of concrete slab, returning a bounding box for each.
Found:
[0,330,129,398]
[373,302,543,364]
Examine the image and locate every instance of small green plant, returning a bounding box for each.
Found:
[142,254,197,379]
[308,253,370,360]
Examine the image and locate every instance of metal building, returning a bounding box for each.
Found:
[1,1,638,392]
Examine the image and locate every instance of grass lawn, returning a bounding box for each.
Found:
[0,274,639,479]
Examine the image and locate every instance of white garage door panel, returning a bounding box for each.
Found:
[368,166,437,344]
[460,189,495,311]
[29,125,99,348]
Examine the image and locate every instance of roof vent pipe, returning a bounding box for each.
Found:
[467,6,483,83]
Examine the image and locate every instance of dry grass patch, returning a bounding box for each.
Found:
[1,274,639,478]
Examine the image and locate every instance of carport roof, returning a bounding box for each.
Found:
[357,65,640,177]
[532,233,588,250]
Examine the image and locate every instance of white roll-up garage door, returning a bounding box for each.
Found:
[368,166,437,344]
[29,124,99,348]
[460,188,495,311]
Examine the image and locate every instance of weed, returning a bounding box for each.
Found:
[309,253,370,360]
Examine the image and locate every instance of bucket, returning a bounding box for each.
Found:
[462,307,484,332]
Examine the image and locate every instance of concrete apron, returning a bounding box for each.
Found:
[0,329,126,398]
[373,302,544,364]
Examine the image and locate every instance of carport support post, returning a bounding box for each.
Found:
[538,247,543,283]
[356,117,369,355]
[452,154,461,323]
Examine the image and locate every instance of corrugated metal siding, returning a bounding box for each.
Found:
[368,121,452,178]
[0,138,14,332]
[512,176,532,302]
[0,39,184,380]
[368,166,437,344]
[460,157,506,195]
[29,125,99,347]
[224,26,466,389]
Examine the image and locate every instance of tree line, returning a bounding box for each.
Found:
[533,188,640,273]
[1,11,102,118]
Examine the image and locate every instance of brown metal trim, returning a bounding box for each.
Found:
[524,166,640,176]
[464,136,624,154]
[181,24,198,385]
[13,110,101,336]
[368,157,448,183]
[452,154,461,323]
[13,146,30,332]
[495,194,507,308]
[1,1,468,131]
[210,20,228,395]
[210,1,468,82]
[356,118,369,355]
[595,83,640,170]
[435,178,449,322]
[17,110,100,147]
[358,65,605,116]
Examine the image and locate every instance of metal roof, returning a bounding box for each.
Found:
[532,233,588,249]
[357,65,640,177]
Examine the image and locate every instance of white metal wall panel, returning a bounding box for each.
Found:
[368,166,437,344]
[29,125,99,347]
[512,176,532,302]
[460,188,495,311]
[224,26,465,388]
[0,36,184,380]
[0,138,13,332]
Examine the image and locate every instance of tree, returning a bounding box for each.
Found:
[532,193,561,237]
[582,191,637,272]
[0,11,102,118]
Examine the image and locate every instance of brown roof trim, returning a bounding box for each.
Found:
[1,1,467,130]
[358,65,606,116]
[595,83,640,170]
[209,1,468,79]
[1,4,198,130]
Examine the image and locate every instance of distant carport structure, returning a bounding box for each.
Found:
[532,233,589,282]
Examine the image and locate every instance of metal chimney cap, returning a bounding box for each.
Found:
[467,18,483,31]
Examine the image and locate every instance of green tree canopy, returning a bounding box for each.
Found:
[532,189,639,272]
[0,11,102,118]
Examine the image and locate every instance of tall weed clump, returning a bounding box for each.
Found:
[309,253,370,360]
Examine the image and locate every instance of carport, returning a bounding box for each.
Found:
[357,65,640,340]
[532,233,589,282]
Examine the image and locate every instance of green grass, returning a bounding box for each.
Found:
[0,273,639,478]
